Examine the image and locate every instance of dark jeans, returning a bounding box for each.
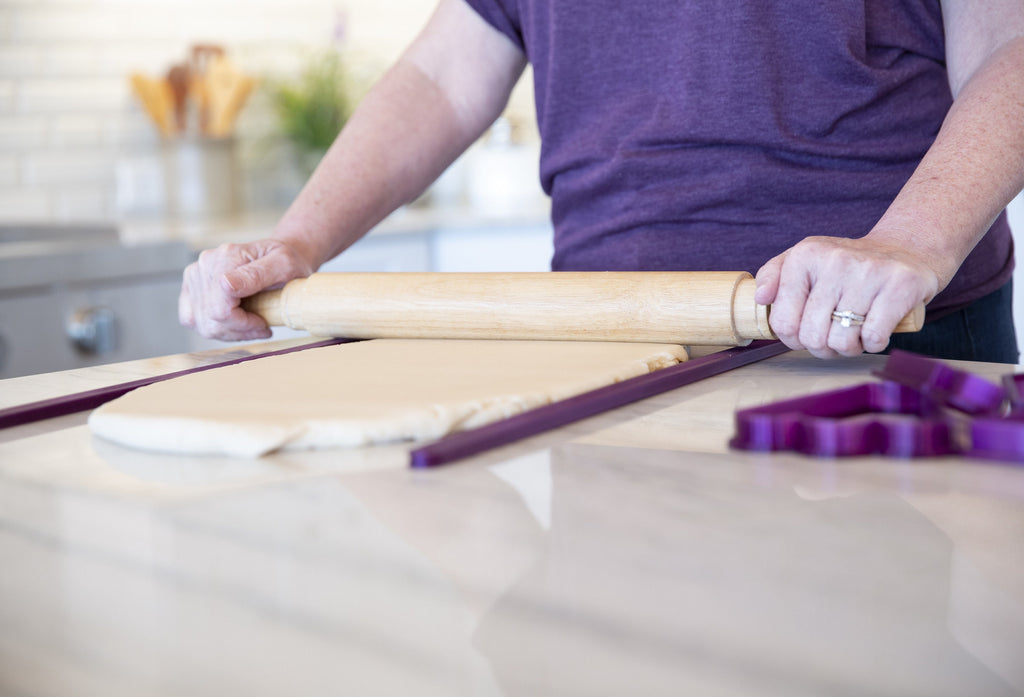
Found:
[885,280,1019,364]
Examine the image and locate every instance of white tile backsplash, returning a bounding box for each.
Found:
[0,79,14,110]
[22,149,118,186]
[17,77,127,114]
[38,46,103,77]
[0,187,49,218]
[0,154,17,186]
[0,116,46,148]
[0,45,38,76]
[54,183,116,219]
[50,114,106,147]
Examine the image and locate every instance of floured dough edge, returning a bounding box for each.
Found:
[87,412,303,458]
[88,345,687,458]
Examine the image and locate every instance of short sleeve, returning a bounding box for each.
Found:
[462,0,524,51]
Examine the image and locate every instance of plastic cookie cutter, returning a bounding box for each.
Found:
[730,350,1022,462]
[729,380,960,457]
[872,351,1024,462]
[871,349,1005,415]
[1001,372,1024,418]
[967,372,1024,463]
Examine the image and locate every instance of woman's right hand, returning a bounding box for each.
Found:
[178,238,316,341]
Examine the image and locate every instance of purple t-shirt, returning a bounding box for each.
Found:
[463,0,1013,317]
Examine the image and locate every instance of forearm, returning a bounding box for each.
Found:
[866,36,1024,292]
[268,0,525,273]
[270,59,474,270]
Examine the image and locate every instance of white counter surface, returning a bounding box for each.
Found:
[1,343,1023,696]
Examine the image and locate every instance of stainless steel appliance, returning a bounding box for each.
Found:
[0,224,193,378]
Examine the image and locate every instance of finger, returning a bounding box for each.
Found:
[754,253,785,305]
[178,264,197,328]
[859,290,918,354]
[188,260,246,340]
[797,281,848,357]
[219,240,307,296]
[766,255,813,352]
[178,285,194,328]
[222,251,301,299]
[824,281,878,356]
[216,306,273,341]
[826,303,870,357]
[860,317,894,354]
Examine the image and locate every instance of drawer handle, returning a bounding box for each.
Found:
[67,306,116,355]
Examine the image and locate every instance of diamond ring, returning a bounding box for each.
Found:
[831,310,866,328]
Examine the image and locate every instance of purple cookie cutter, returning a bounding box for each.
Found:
[729,380,958,458]
[732,350,1024,464]
[872,349,1004,415]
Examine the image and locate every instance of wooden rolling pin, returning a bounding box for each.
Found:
[242,271,925,346]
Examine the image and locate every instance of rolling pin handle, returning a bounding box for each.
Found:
[894,304,925,333]
[732,276,775,341]
[242,288,286,327]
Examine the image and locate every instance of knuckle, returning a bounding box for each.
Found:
[799,328,827,352]
[231,263,265,293]
[769,313,799,338]
[861,328,888,353]
[828,335,860,356]
[197,248,217,266]
[206,301,236,323]
[209,311,233,327]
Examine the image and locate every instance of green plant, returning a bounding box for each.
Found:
[270,50,352,159]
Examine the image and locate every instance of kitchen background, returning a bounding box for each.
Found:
[0,0,548,377]
[0,0,541,221]
[0,0,1021,377]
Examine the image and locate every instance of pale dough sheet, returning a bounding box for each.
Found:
[88,339,688,457]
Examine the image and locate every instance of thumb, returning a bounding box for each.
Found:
[221,248,304,299]
[754,254,785,305]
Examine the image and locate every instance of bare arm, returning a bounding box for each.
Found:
[180,0,526,340]
[755,3,1024,358]
[272,0,527,268]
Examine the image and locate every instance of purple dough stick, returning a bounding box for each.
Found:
[410,340,790,468]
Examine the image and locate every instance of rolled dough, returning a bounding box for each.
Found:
[88,339,688,457]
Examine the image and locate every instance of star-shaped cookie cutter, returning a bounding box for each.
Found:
[731,350,1024,464]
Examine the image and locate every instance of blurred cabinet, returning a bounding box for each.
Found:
[0,226,194,379]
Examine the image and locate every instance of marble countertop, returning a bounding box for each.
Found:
[1,342,1023,696]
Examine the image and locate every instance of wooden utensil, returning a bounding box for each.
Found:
[129,73,174,136]
[165,64,191,134]
[198,54,254,137]
[188,44,224,134]
[242,271,925,346]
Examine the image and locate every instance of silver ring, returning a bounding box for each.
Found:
[831,310,866,328]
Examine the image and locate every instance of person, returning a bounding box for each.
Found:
[179,0,1024,362]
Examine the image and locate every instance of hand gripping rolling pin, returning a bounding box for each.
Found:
[242,271,925,345]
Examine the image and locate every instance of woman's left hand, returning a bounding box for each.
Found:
[754,236,940,358]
